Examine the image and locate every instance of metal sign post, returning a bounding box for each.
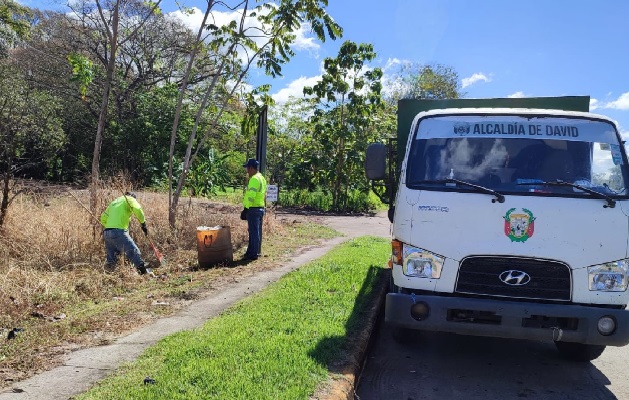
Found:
[255,105,268,175]
[255,105,269,256]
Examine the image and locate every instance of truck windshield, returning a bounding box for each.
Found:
[406,114,629,197]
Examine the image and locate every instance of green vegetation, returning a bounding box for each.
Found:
[0,190,339,387]
[277,188,385,213]
[0,0,463,218]
[77,237,390,400]
[301,41,385,211]
[0,0,31,56]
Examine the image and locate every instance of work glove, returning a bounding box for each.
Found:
[240,208,248,221]
[141,222,148,236]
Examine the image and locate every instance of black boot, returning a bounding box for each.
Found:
[137,264,148,275]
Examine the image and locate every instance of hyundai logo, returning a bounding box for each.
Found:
[499,270,531,286]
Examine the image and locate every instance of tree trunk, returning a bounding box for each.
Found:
[168,2,215,229]
[90,0,119,215]
[332,100,346,211]
[0,171,10,227]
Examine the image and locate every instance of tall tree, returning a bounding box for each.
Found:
[0,0,30,57]
[387,62,464,102]
[13,8,213,185]
[303,40,384,210]
[267,97,314,190]
[166,0,342,228]
[66,0,161,213]
[11,11,99,182]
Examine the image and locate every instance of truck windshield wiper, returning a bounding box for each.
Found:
[416,179,506,203]
[517,179,616,208]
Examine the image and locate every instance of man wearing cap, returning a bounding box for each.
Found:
[242,158,267,260]
[100,192,151,275]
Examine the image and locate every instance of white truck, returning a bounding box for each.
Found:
[365,97,629,361]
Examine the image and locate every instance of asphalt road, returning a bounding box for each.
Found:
[356,306,629,400]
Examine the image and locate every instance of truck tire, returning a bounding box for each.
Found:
[554,341,606,362]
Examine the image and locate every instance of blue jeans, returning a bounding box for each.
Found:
[245,207,265,258]
[103,229,145,269]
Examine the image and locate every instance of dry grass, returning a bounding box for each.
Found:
[0,182,335,388]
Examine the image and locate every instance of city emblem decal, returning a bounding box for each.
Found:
[503,208,535,242]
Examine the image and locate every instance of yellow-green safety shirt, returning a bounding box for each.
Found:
[243,172,267,208]
[100,195,146,230]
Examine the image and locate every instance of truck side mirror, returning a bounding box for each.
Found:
[365,143,387,180]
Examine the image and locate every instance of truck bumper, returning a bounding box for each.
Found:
[385,293,629,346]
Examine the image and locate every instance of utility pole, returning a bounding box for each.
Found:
[255,105,268,174]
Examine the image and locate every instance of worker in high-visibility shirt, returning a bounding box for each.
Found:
[241,158,267,261]
[100,192,151,275]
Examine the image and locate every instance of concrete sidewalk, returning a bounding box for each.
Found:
[0,237,352,400]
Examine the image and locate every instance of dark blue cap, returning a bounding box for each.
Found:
[125,191,137,199]
[242,158,259,169]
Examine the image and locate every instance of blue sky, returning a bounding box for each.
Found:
[23,0,629,137]
[180,0,629,136]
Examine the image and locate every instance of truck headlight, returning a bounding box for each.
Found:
[403,245,444,279]
[588,260,629,291]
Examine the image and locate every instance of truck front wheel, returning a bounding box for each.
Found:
[554,341,606,362]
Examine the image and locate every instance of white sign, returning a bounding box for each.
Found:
[416,115,619,144]
[266,185,278,202]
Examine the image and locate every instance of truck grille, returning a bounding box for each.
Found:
[455,256,571,301]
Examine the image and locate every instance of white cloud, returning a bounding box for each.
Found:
[378,58,405,98]
[604,92,629,110]
[508,91,526,98]
[272,59,388,103]
[271,75,322,103]
[292,22,319,53]
[383,57,403,73]
[589,93,629,111]
[169,7,321,56]
[461,73,491,89]
[590,98,600,111]
[169,7,205,33]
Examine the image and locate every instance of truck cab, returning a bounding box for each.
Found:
[366,99,629,361]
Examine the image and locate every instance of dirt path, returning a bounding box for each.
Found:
[0,212,391,400]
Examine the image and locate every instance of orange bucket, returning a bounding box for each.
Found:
[196,226,233,268]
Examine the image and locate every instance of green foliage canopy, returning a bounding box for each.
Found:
[388,62,464,102]
[0,0,30,57]
[303,40,387,211]
[0,63,64,225]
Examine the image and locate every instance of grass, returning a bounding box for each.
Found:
[204,187,243,205]
[275,189,385,213]
[0,181,340,387]
[209,188,388,213]
[76,236,390,400]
